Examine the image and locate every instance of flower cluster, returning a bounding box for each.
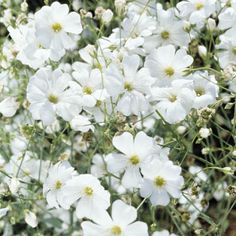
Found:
[0,0,235,235]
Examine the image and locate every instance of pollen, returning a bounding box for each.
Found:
[195,2,204,10]
[111,225,122,235]
[168,94,177,103]
[129,154,140,165]
[195,87,205,97]
[52,22,62,32]
[124,81,133,91]
[154,176,166,187]
[164,67,175,77]
[83,86,93,95]
[161,31,170,40]
[84,186,93,196]
[48,94,59,104]
[55,180,62,190]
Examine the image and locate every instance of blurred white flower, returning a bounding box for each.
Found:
[24,210,38,228]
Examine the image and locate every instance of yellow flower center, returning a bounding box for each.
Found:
[195,2,204,10]
[84,186,93,196]
[154,176,166,187]
[124,81,133,91]
[168,94,177,103]
[96,100,102,107]
[48,94,59,104]
[195,87,205,97]
[111,225,122,235]
[83,86,93,95]
[52,22,62,32]
[129,154,140,165]
[161,31,170,40]
[232,47,236,55]
[55,180,62,190]
[164,67,175,77]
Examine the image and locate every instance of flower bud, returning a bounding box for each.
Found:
[115,0,126,15]
[21,1,28,12]
[24,210,38,228]
[207,18,216,31]
[102,9,113,24]
[9,177,20,195]
[177,125,187,134]
[199,128,211,138]
[198,45,207,58]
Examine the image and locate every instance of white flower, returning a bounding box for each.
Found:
[8,177,20,195]
[189,165,207,182]
[152,80,195,124]
[207,18,216,31]
[7,23,50,69]
[70,115,94,132]
[144,5,190,51]
[110,13,156,51]
[177,0,216,28]
[43,161,77,209]
[91,154,108,178]
[199,127,211,138]
[107,131,154,188]
[218,5,236,30]
[152,230,177,236]
[102,9,113,24]
[145,45,193,86]
[191,71,218,109]
[72,68,105,108]
[34,1,82,60]
[140,159,184,206]
[81,200,148,236]
[0,97,18,117]
[10,136,28,155]
[24,210,38,228]
[27,67,81,126]
[115,0,126,14]
[216,30,236,68]
[105,55,154,116]
[0,207,9,218]
[198,45,207,58]
[64,174,110,220]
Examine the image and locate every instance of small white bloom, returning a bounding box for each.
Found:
[64,174,110,220]
[145,45,193,86]
[191,71,218,109]
[140,159,184,206]
[91,154,108,178]
[152,80,195,124]
[24,210,38,228]
[9,177,20,195]
[43,161,77,209]
[199,127,211,138]
[198,45,207,58]
[0,97,19,117]
[70,115,94,132]
[0,207,9,218]
[177,0,216,28]
[102,9,113,24]
[35,1,82,60]
[207,18,216,31]
[105,55,154,116]
[189,166,207,182]
[81,200,149,236]
[152,230,177,236]
[107,131,154,188]
[27,67,81,126]
[177,125,187,134]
